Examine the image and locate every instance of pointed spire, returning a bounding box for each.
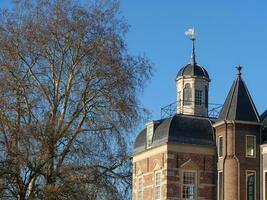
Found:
[218,65,260,122]
[190,37,196,65]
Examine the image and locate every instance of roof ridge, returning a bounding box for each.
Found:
[241,78,260,122]
[261,109,267,120]
[233,78,241,120]
[225,79,238,120]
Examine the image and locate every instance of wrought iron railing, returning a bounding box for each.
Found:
[160,100,222,119]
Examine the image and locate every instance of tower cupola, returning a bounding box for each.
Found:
[176,29,210,117]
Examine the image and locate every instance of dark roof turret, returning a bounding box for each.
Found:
[218,65,260,122]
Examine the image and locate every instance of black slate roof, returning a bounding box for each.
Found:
[218,72,260,122]
[177,63,210,79]
[134,114,215,153]
[261,109,267,121]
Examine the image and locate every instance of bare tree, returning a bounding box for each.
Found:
[0,0,151,199]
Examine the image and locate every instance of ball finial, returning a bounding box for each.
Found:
[236,65,242,77]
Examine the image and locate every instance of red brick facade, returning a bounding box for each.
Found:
[215,122,261,200]
[132,144,216,200]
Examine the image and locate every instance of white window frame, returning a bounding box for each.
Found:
[181,170,197,200]
[137,175,143,200]
[246,170,256,200]
[218,136,223,158]
[246,135,256,158]
[154,171,161,200]
[217,171,223,200]
[195,89,202,105]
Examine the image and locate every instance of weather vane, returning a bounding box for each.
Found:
[185,28,195,40]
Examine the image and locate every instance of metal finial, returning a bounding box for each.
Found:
[185,28,196,65]
[236,65,242,77]
[190,37,196,65]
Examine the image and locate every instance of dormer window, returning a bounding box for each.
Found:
[146,121,154,148]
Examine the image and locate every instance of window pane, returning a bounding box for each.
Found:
[183,83,192,105]
[218,137,223,157]
[146,123,153,147]
[155,172,160,186]
[155,172,161,200]
[183,172,195,184]
[183,186,195,199]
[195,90,202,105]
[182,171,196,199]
[247,171,255,200]
[246,136,256,157]
[138,176,143,200]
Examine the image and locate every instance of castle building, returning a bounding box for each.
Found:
[132,36,267,200]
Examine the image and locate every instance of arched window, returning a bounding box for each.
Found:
[183,83,192,106]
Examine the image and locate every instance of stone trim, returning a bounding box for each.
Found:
[133,143,216,162]
[213,120,262,128]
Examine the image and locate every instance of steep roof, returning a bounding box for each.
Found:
[218,66,260,122]
[134,114,215,153]
[260,109,267,122]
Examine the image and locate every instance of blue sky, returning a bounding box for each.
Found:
[120,0,267,120]
[0,1,266,121]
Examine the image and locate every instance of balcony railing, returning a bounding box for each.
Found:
[160,100,222,119]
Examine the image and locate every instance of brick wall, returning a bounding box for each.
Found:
[166,151,216,200]
[132,148,167,200]
[132,144,216,200]
[215,122,261,200]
